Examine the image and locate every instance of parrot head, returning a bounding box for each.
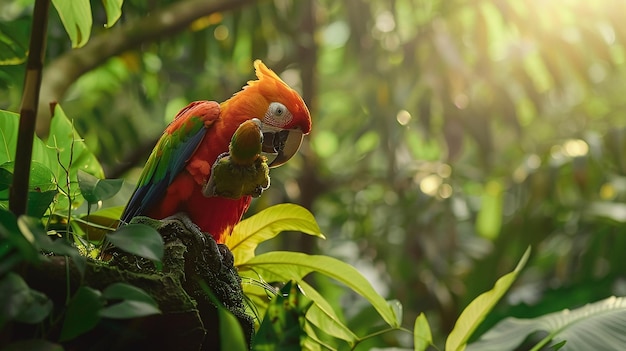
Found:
[221,60,312,168]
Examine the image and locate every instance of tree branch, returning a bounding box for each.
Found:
[36,0,256,136]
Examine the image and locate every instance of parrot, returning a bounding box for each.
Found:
[119,60,312,243]
[202,118,270,199]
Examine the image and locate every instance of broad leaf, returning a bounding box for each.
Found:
[18,216,87,276]
[72,205,124,242]
[197,279,248,351]
[227,204,325,266]
[78,170,124,204]
[0,161,56,193]
[51,0,93,48]
[107,223,164,262]
[414,313,433,351]
[239,251,399,328]
[467,296,626,351]
[0,111,52,176]
[0,19,30,65]
[445,247,530,351]
[299,280,358,346]
[218,303,249,351]
[60,286,103,341]
[0,161,58,217]
[253,281,312,350]
[102,282,158,304]
[46,105,105,210]
[26,190,58,218]
[0,273,52,328]
[100,300,161,319]
[0,209,41,272]
[102,0,124,28]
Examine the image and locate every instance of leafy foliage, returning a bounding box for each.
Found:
[227,203,325,266]
[50,0,123,48]
[446,247,530,351]
[0,272,52,328]
[105,223,164,262]
[467,296,626,351]
[3,0,626,350]
[0,106,104,216]
[413,313,433,351]
[253,281,312,350]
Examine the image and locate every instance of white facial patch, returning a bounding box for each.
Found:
[263,102,293,128]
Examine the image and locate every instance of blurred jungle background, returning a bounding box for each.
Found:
[2,0,626,347]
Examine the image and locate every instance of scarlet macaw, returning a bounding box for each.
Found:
[120,60,311,243]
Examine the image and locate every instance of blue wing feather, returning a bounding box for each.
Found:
[119,101,219,225]
[119,128,206,225]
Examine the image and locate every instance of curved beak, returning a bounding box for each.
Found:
[261,126,304,168]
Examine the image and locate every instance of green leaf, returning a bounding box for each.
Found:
[18,216,87,276]
[46,104,105,210]
[102,282,158,306]
[445,247,531,351]
[51,0,93,48]
[0,111,52,176]
[239,251,399,328]
[0,161,57,192]
[218,303,249,351]
[77,170,124,204]
[0,161,58,217]
[106,223,164,262]
[475,180,503,240]
[72,206,124,242]
[0,272,52,328]
[466,296,626,351]
[414,313,433,351]
[253,281,312,350]
[83,206,124,221]
[227,204,325,266]
[0,209,41,273]
[27,190,57,218]
[0,110,19,164]
[0,112,54,213]
[102,0,124,28]
[0,166,11,192]
[99,300,161,319]
[197,279,248,351]
[298,280,358,345]
[0,18,30,65]
[389,299,403,326]
[1,339,64,351]
[60,286,103,341]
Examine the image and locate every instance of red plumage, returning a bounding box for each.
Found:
[121,60,311,243]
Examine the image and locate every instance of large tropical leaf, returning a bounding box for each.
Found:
[466,296,626,351]
[226,204,325,266]
[238,251,399,328]
[446,247,531,351]
[51,0,93,48]
[47,104,105,210]
[414,313,433,351]
[299,280,358,346]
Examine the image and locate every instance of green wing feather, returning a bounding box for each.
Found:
[120,101,219,224]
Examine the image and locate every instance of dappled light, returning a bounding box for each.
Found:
[2,0,626,349]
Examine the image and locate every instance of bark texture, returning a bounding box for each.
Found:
[19,215,254,350]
